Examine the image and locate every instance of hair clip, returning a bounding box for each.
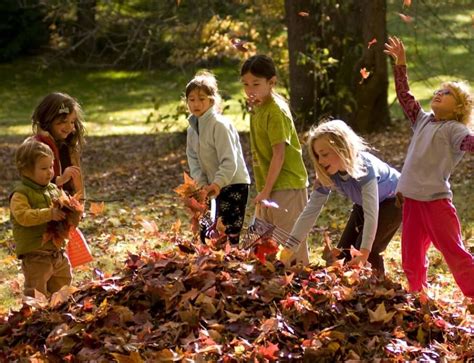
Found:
[58,103,70,114]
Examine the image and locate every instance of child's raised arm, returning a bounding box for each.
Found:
[384,36,421,124]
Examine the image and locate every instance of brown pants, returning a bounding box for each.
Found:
[20,250,72,297]
[256,188,309,264]
[338,197,402,275]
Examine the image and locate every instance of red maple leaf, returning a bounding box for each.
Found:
[367,38,377,49]
[258,342,279,360]
[254,238,279,264]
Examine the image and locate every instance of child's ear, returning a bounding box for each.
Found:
[269,76,277,87]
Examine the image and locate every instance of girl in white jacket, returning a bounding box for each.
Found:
[185,71,251,245]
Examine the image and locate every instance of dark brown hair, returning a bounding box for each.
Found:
[32,92,86,149]
[240,54,277,79]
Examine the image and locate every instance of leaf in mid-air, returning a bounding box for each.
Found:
[398,13,414,23]
[367,38,377,49]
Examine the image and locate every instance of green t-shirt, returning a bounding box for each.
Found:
[249,95,308,192]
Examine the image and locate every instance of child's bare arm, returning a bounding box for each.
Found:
[10,193,63,226]
[384,36,420,124]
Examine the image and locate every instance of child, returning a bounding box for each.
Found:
[284,120,401,275]
[10,140,72,297]
[385,36,474,297]
[185,71,251,245]
[29,92,86,199]
[240,55,309,263]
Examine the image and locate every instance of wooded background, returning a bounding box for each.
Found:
[2,0,472,131]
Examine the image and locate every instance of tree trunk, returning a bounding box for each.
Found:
[284,0,317,130]
[348,0,389,131]
[285,0,389,132]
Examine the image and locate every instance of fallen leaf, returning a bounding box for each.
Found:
[89,201,105,215]
[368,302,396,323]
[258,342,279,360]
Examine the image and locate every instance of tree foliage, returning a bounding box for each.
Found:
[0,0,49,62]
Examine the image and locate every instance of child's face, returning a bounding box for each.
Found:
[431,87,458,120]
[240,72,276,106]
[187,89,213,118]
[25,155,54,186]
[50,110,77,141]
[313,137,344,175]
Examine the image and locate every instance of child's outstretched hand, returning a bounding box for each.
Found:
[384,36,406,66]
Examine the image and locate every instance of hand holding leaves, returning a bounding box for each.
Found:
[43,191,84,248]
[347,247,370,268]
[204,183,220,198]
[384,36,406,66]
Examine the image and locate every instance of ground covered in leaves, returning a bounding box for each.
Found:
[1,241,474,361]
[0,124,473,361]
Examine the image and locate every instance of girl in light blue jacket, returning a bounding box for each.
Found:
[185,71,251,244]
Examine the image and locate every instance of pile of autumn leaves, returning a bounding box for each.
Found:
[1,236,473,361]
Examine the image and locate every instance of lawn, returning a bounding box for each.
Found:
[0,0,473,314]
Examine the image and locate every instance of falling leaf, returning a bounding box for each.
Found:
[89,201,105,215]
[367,38,377,49]
[230,38,249,52]
[261,199,279,209]
[298,11,309,17]
[368,302,396,323]
[359,67,371,84]
[403,0,411,7]
[398,13,414,23]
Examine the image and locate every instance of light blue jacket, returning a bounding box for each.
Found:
[186,107,250,188]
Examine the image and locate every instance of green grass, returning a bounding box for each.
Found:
[386,0,474,119]
[0,58,248,136]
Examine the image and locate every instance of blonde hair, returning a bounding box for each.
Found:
[185,71,222,109]
[441,81,473,126]
[16,140,54,176]
[308,119,369,187]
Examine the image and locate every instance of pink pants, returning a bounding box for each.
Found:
[402,198,474,298]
